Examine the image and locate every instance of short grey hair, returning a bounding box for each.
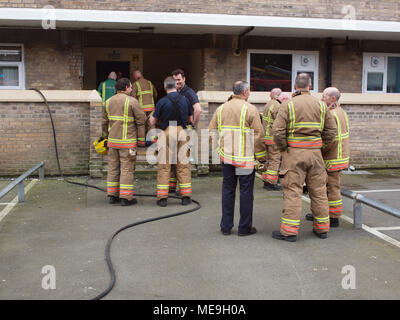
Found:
[233,80,249,95]
[325,87,341,101]
[164,76,176,90]
[295,73,311,89]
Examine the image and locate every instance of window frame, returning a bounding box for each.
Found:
[0,43,25,90]
[363,52,400,93]
[246,49,319,92]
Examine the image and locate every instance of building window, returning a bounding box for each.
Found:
[363,53,400,93]
[0,44,25,89]
[247,50,319,92]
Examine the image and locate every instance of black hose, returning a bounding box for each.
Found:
[31,88,202,300]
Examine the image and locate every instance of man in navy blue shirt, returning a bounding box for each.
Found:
[149,76,193,207]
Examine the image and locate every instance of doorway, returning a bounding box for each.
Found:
[96,61,130,88]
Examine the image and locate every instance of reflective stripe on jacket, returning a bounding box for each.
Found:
[208,95,266,168]
[323,104,350,171]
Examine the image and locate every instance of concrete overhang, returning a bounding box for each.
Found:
[0,8,400,40]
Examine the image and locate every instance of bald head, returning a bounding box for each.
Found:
[133,70,142,81]
[322,87,341,107]
[270,88,282,100]
[108,72,117,80]
[278,92,291,103]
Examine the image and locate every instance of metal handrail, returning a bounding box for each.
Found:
[341,188,400,229]
[0,162,44,203]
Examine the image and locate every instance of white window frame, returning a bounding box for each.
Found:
[363,52,400,93]
[247,49,319,92]
[0,43,25,90]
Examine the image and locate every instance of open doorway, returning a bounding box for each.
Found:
[96,61,130,88]
[143,49,203,99]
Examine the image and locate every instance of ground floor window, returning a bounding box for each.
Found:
[363,53,400,93]
[0,44,25,89]
[247,50,319,92]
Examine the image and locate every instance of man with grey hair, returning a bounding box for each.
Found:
[208,80,266,236]
[97,71,117,106]
[271,73,337,242]
[306,87,350,227]
[149,76,193,207]
[261,88,284,191]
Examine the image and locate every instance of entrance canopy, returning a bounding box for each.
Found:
[1,8,400,40]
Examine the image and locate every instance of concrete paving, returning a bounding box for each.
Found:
[0,171,399,300]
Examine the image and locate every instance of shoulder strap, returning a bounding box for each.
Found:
[166,95,183,124]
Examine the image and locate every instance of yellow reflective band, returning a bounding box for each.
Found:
[319,101,326,132]
[123,97,129,140]
[329,199,343,205]
[294,122,321,128]
[314,216,329,222]
[108,138,137,143]
[282,218,300,225]
[240,104,248,157]
[218,149,254,161]
[157,185,170,189]
[107,182,119,186]
[120,184,134,189]
[255,151,267,158]
[288,136,321,141]
[287,102,295,136]
[102,82,106,106]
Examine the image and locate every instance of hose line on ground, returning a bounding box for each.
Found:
[32,88,202,300]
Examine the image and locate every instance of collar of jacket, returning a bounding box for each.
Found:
[292,89,310,97]
[329,102,339,110]
[231,94,246,101]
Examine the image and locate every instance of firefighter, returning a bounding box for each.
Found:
[261,88,283,191]
[306,87,350,227]
[149,76,193,207]
[169,69,203,195]
[208,80,266,236]
[102,78,146,206]
[271,73,337,241]
[130,70,158,145]
[97,71,117,107]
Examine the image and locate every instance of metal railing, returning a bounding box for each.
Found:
[341,188,400,229]
[0,162,44,203]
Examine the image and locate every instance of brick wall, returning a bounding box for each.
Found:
[0,102,90,176]
[0,1,399,21]
[25,44,82,90]
[342,105,400,168]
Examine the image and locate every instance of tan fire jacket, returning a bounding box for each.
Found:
[131,77,157,112]
[262,98,281,145]
[322,103,350,171]
[208,95,267,168]
[272,90,337,151]
[102,92,146,148]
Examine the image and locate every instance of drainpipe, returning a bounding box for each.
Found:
[234,26,254,56]
[326,37,332,88]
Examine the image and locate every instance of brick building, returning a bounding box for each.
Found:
[0,1,399,175]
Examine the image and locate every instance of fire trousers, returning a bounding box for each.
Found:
[327,170,342,218]
[157,126,192,199]
[261,144,281,185]
[221,163,255,234]
[106,147,136,201]
[280,148,330,236]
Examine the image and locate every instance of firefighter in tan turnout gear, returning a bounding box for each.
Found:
[306,87,350,227]
[209,81,267,236]
[271,73,337,242]
[261,88,284,191]
[149,76,193,207]
[102,78,146,206]
[131,70,158,145]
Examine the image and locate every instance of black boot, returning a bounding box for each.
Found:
[238,227,257,236]
[120,198,138,206]
[313,230,328,239]
[330,218,339,228]
[263,182,283,191]
[108,196,119,204]
[181,197,192,206]
[305,213,313,221]
[272,230,297,242]
[157,198,167,207]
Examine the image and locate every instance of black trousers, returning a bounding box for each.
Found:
[221,163,255,233]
